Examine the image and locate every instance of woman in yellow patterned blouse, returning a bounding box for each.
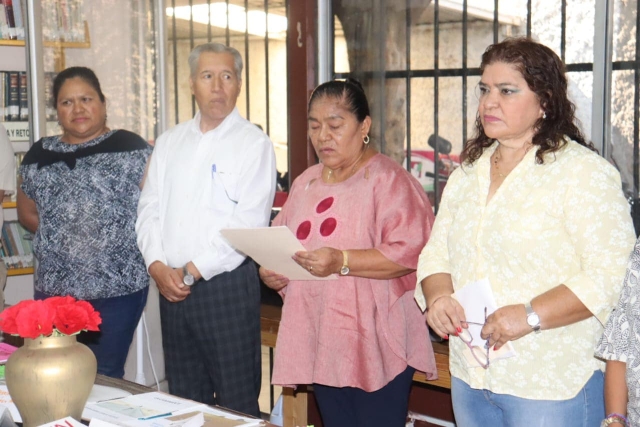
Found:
[415,38,636,426]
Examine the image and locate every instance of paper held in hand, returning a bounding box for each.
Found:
[220,226,335,281]
[452,278,517,368]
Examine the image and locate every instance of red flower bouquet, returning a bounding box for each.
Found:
[0,296,102,339]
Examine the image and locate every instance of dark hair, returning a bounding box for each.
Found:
[52,67,106,106]
[462,37,596,165]
[308,78,370,123]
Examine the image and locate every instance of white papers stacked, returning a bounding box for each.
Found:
[83,392,263,427]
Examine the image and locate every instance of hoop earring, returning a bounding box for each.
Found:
[363,135,370,145]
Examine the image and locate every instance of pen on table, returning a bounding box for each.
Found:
[138,412,172,420]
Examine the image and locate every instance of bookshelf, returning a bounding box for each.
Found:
[0,21,90,72]
[0,7,93,288]
[7,267,33,276]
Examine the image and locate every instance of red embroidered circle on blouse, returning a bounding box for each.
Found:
[296,220,312,240]
[316,197,334,214]
[319,217,337,236]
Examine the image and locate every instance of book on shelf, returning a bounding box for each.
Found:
[10,0,22,40]
[5,71,19,122]
[2,0,17,41]
[0,1,8,41]
[0,220,33,270]
[18,71,26,120]
[0,70,56,122]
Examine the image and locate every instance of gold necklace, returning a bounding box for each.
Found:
[327,147,368,182]
[492,144,532,179]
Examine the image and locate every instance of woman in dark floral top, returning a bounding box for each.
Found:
[17,67,152,378]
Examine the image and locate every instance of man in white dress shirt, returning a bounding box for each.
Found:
[0,124,15,313]
[136,43,276,416]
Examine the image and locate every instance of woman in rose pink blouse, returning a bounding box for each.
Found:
[259,79,437,427]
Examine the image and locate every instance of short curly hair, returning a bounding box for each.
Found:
[461,37,596,165]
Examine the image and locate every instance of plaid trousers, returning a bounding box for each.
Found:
[160,259,261,416]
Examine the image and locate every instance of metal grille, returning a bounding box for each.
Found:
[331,0,639,210]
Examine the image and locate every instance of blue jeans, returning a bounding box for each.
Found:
[35,287,149,378]
[451,371,604,427]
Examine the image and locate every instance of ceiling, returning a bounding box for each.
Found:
[165,0,520,40]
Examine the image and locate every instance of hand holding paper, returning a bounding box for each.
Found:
[452,279,517,368]
[220,227,335,281]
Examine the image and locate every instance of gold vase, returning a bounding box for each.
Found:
[5,335,97,427]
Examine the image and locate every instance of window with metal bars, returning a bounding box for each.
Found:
[330,0,639,212]
[165,0,289,179]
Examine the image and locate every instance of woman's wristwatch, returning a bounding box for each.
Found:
[601,413,629,427]
[339,250,350,276]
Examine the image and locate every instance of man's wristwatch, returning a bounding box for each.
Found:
[525,301,541,333]
[340,250,350,276]
[182,265,195,286]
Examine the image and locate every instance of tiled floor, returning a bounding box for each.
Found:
[259,345,283,417]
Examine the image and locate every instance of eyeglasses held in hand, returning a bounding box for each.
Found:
[458,307,490,369]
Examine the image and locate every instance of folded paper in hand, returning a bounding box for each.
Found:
[452,278,517,367]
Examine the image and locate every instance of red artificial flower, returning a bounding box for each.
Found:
[74,300,102,331]
[44,295,76,310]
[14,300,55,339]
[0,300,38,335]
[54,304,89,335]
[0,297,101,338]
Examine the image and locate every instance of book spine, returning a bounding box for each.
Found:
[3,0,16,40]
[10,0,21,39]
[9,222,24,268]
[3,72,9,122]
[7,71,19,121]
[19,71,27,121]
[0,224,9,267]
[0,2,8,40]
[0,71,5,122]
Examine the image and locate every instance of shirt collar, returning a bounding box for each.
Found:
[191,107,241,136]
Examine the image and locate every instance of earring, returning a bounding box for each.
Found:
[542,112,547,119]
[364,135,370,145]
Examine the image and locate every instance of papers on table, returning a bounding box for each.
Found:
[220,226,335,281]
[83,392,264,427]
[452,278,517,367]
[87,385,132,405]
[38,416,85,427]
[0,385,20,423]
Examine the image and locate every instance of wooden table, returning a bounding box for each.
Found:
[259,304,451,427]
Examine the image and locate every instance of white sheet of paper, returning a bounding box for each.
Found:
[220,226,334,281]
[83,392,200,424]
[0,384,20,423]
[453,278,517,367]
